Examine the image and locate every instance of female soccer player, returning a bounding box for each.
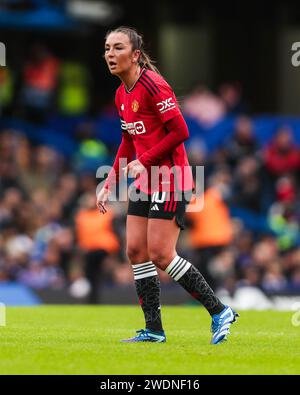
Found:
[97,26,238,344]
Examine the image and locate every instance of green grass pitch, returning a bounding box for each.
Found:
[0,305,299,375]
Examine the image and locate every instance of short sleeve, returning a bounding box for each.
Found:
[151,78,181,123]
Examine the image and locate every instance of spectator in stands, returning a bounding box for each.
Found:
[264,126,300,179]
[236,266,261,289]
[0,66,14,116]
[218,81,248,115]
[230,156,264,213]
[18,238,66,290]
[55,173,80,222]
[223,116,259,168]
[268,175,300,251]
[19,145,64,195]
[251,236,279,273]
[207,247,236,290]
[19,44,60,122]
[73,122,109,173]
[30,197,64,263]
[186,169,234,289]
[57,61,90,116]
[261,260,288,293]
[289,267,300,292]
[182,84,226,127]
[234,229,255,273]
[74,192,120,303]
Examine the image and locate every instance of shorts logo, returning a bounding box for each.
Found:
[156,97,176,113]
[121,120,146,135]
[151,191,167,203]
[151,191,178,213]
[131,99,139,112]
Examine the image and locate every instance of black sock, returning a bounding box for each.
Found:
[165,255,224,316]
[133,261,163,332]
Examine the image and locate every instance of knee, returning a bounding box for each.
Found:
[148,248,175,270]
[126,244,148,265]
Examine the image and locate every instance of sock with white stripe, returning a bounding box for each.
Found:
[132,261,163,332]
[165,256,224,316]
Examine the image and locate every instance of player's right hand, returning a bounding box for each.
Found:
[96,187,110,214]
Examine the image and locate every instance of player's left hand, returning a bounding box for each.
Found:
[122,159,146,179]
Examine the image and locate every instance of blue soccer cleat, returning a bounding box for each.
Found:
[121,329,166,343]
[210,305,239,345]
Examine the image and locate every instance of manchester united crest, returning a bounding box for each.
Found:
[131,99,139,112]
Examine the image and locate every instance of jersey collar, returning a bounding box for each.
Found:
[124,67,146,94]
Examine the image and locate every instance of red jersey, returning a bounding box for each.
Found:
[107,68,193,194]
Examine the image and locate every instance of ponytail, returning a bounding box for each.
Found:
[105,26,160,74]
[139,50,160,74]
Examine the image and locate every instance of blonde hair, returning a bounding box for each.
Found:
[105,26,160,74]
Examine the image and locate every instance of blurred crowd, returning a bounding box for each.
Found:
[1,119,300,301]
[182,81,248,126]
[1,44,300,303]
[0,43,92,121]
[0,43,249,123]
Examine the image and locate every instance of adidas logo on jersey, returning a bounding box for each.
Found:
[151,204,159,211]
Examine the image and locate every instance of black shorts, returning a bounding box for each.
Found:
[127,187,193,230]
